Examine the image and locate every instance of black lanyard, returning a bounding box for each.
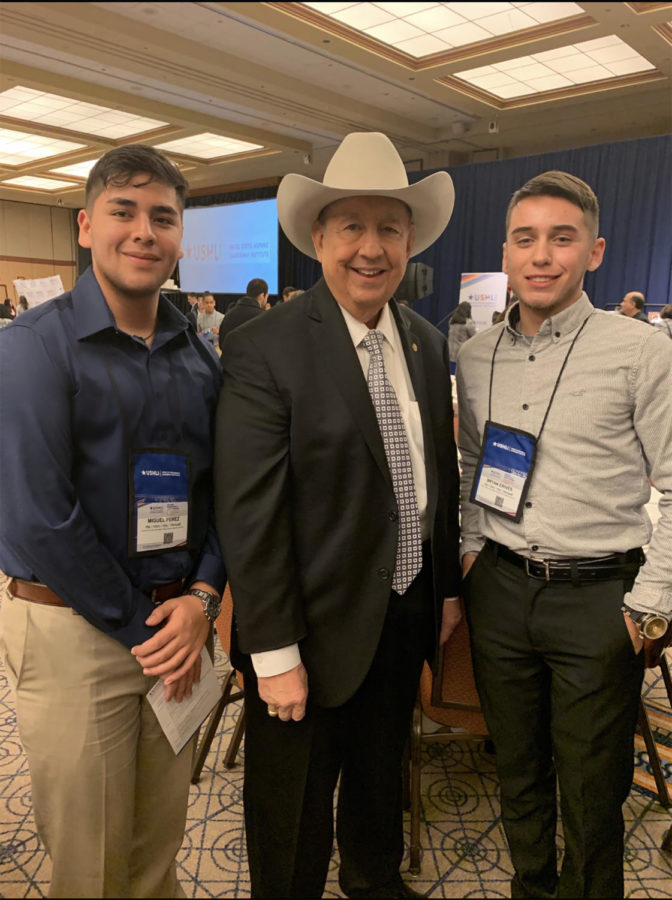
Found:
[488,313,593,444]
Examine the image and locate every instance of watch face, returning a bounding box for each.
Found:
[643,616,668,640]
[207,597,221,619]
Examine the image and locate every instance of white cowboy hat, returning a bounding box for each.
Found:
[277,132,455,260]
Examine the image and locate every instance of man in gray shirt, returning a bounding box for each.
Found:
[457,171,672,899]
[197,291,224,347]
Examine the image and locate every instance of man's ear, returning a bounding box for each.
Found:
[501,241,508,274]
[311,222,325,262]
[77,208,92,249]
[587,237,606,272]
[405,224,415,260]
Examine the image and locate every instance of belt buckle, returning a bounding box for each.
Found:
[150,587,159,605]
[525,558,551,581]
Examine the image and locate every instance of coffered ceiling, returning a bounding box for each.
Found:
[0,1,670,208]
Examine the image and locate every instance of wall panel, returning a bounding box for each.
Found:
[0,200,76,301]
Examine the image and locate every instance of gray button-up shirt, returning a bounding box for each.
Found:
[457,293,672,616]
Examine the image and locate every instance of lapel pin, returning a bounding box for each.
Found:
[412,342,418,352]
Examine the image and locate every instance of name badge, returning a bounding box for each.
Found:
[130,450,190,556]
[470,421,537,522]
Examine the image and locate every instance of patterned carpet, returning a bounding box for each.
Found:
[1,605,671,898]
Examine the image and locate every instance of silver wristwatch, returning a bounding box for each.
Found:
[622,604,670,640]
[190,587,222,623]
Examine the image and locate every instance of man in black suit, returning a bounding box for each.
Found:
[185,292,199,329]
[218,277,268,351]
[214,132,460,899]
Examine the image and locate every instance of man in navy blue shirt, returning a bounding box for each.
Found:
[0,145,226,897]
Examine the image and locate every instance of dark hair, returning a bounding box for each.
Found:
[282,285,297,298]
[506,170,599,239]
[85,144,188,212]
[659,304,672,319]
[449,301,472,325]
[247,278,268,298]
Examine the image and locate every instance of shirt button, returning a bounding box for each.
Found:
[528,355,535,361]
[388,511,398,521]
[525,501,533,508]
[555,331,561,338]
[532,544,539,551]
[522,403,529,410]
[377,568,391,581]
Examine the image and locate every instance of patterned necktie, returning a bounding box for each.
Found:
[362,329,423,593]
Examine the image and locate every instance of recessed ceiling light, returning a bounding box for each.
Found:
[0,86,168,138]
[0,128,86,165]
[454,35,655,98]
[50,159,100,179]
[154,133,264,159]
[300,0,584,56]
[1,175,78,190]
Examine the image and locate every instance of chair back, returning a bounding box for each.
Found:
[214,583,234,656]
[419,615,488,736]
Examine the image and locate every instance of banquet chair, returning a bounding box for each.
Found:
[191,584,245,783]
[408,615,489,874]
[636,638,672,814]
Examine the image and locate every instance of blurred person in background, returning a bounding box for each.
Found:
[655,303,672,338]
[448,300,476,371]
[620,290,650,323]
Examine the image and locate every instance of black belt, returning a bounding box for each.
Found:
[486,540,643,582]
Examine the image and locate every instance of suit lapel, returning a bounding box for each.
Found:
[306,281,392,488]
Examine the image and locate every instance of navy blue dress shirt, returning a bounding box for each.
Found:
[0,267,226,649]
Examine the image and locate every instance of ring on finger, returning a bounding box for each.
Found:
[267,707,279,717]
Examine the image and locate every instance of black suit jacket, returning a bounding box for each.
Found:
[186,307,198,330]
[214,279,460,707]
[218,295,263,351]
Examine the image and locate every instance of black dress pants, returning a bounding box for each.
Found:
[241,561,435,899]
[465,542,644,899]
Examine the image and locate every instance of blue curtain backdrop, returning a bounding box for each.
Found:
[186,134,671,327]
[410,133,672,332]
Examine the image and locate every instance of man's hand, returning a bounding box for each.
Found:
[131,592,210,685]
[440,599,463,645]
[164,654,202,703]
[462,552,478,580]
[623,612,644,657]
[258,663,308,722]
[643,620,672,668]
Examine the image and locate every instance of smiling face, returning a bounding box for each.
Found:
[311,195,415,326]
[502,195,605,333]
[77,173,183,307]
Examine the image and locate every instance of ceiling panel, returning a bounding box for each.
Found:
[0,0,669,206]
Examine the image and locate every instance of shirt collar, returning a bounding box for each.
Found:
[72,266,188,342]
[339,301,400,354]
[505,292,594,342]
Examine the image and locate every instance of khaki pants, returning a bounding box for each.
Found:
[0,595,195,898]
